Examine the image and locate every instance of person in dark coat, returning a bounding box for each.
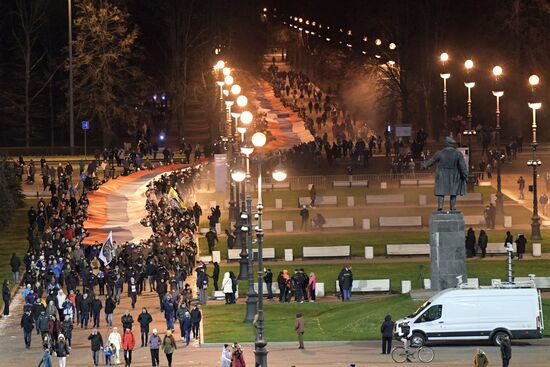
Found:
[338,265,353,302]
[478,230,489,258]
[264,268,273,299]
[20,309,34,348]
[138,307,153,347]
[515,233,527,260]
[190,304,202,340]
[88,329,104,366]
[465,228,476,258]
[10,253,21,284]
[504,231,513,248]
[500,334,512,367]
[380,314,395,354]
[2,280,10,315]
[421,136,468,211]
[90,296,103,328]
[105,295,116,327]
[212,262,220,291]
[121,310,134,331]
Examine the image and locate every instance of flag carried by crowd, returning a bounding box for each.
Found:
[169,186,185,209]
[98,231,116,265]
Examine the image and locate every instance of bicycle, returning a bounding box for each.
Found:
[391,345,434,363]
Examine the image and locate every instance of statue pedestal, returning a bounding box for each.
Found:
[430,211,467,292]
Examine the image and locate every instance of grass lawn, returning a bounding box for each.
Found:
[207,259,550,294]
[0,201,32,310]
[199,228,549,260]
[202,295,550,343]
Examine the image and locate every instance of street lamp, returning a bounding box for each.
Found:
[440,53,450,138]
[492,65,504,214]
[528,74,542,240]
[464,59,477,190]
[252,132,286,367]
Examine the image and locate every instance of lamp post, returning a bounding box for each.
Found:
[492,66,504,214]
[464,59,477,191]
[68,0,74,153]
[440,53,450,138]
[251,132,287,367]
[236,110,253,281]
[528,74,542,240]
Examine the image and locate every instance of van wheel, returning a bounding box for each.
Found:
[411,333,426,347]
[492,331,509,346]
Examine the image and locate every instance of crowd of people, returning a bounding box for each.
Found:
[464,228,526,259]
[9,158,230,367]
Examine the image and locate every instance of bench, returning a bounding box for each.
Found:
[333,180,369,188]
[253,282,326,297]
[254,219,273,230]
[386,244,430,256]
[400,179,418,187]
[366,194,405,205]
[254,182,291,191]
[321,217,354,228]
[417,179,435,187]
[335,279,391,293]
[379,216,422,227]
[299,196,338,206]
[486,242,517,255]
[464,215,486,226]
[303,245,351,258]
[457,192,483,203]
[227,248,276,260]
[514,276,550,289]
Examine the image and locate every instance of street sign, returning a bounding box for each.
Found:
[81,120,90,130]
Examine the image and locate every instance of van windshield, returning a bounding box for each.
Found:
[408,301,431,318]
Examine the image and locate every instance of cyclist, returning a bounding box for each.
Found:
[396,319,413,362]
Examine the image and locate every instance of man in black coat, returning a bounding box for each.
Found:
[380,315,395,354]
[338,265,353,302]
[10,253,21,284]
[121,310,134,331]
[212,262,220,291]
[190,304,202,340]
[264,269,273,299]
[90,296,103,328]
[20,309,34,348]
[500,334,512,367]
[88,329,104,367]
[137,307,153,347]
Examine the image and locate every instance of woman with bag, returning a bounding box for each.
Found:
[162,330,177,367]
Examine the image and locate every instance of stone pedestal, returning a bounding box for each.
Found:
[430,211,467,292]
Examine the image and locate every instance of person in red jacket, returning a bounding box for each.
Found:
[122,328,135,367]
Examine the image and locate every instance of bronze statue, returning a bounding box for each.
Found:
[422,136,468,211]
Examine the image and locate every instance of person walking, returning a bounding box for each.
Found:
[121,310,134,331]
[122,328,135,367]
[212,262,220,291]
[162,330,177,367]
[338,265,353,302]
[478,230,489,258]
[137,307,153,347]
[220,344,232,367]
[515,233,527,260]
[309,184,316,207]
[2,280,10,316]
[55,334,70,367]
[87,329,104,367]
[20,308,34,348]
[190,304,202,340]
[108,327,122,365]
[517,176,525,199]
[380,315,394,354]
[222,272,233,304]
[105,295,116,327]
[176,307,192,345]
[148,329,162,367]
[91,295,103,328]
[37,347,53,367]
[231,343,246,367]
[500,334,512,367]
[295,313,305,349]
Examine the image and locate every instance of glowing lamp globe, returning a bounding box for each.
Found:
[252,132,267,147]
[240,111,253,125]
[236,95,248,107]
[231,84,241,95]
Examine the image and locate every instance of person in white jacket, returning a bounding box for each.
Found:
[108,327,122,365]
[221,273,233,304]
[220,344,232,367]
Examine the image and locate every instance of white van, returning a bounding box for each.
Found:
[396,287,544,346]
